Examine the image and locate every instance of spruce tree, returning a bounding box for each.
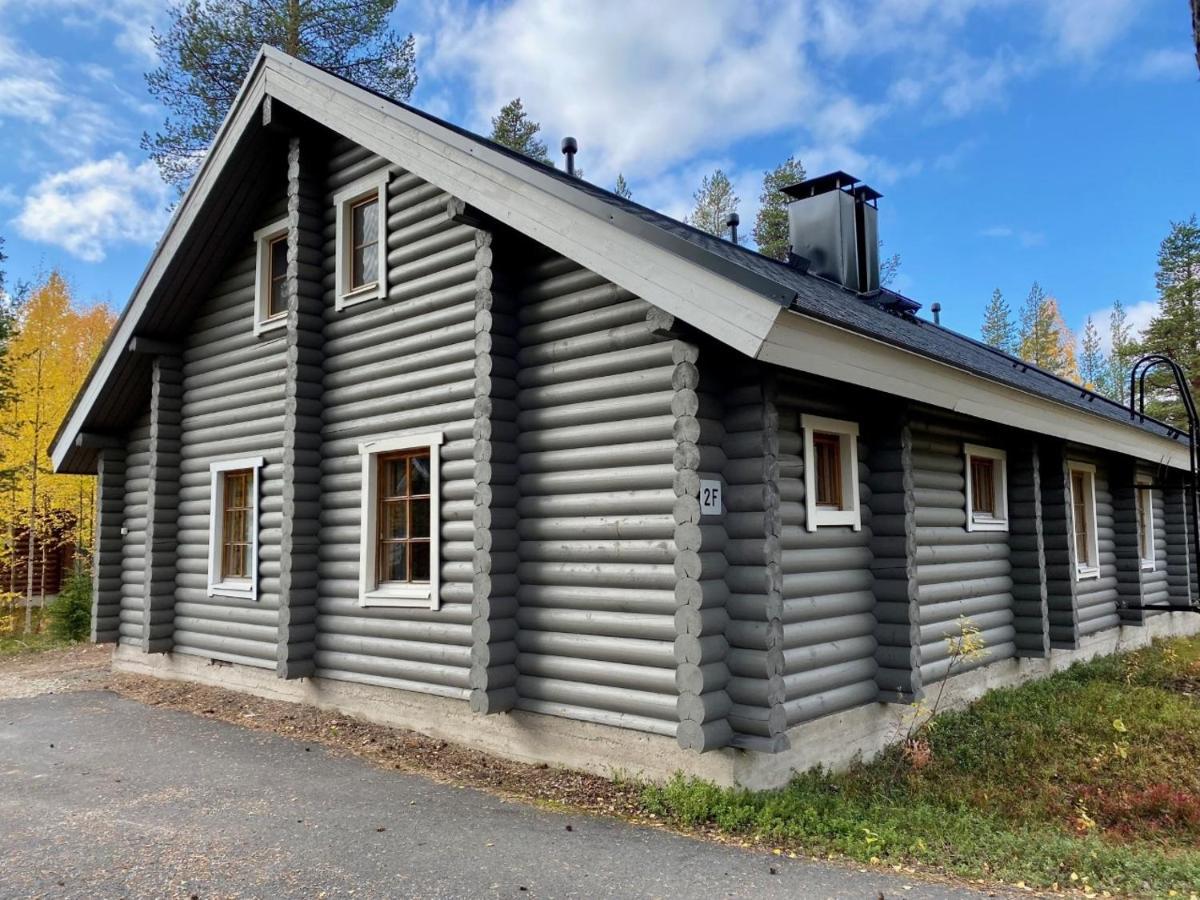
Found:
[1108,300,1134,406]
[1079,316,1108,394]
[1138,215,1200,425]
[981,288,1016,353]
[688,170,739,238]
[143,0,417,189]
[490,98,550,163]
[613,173,632,200]
[752,156,805,261]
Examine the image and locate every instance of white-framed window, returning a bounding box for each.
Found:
[207,456,264,601]
[334,169,389,310]
[963,444,1008,532]
[1136,476,1155,571]
[358,431,443,608]
[801,414,861,532]
[1068,461,1100,581]
[252,217,289,336]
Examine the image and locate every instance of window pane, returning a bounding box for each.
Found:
[380,456,408,498]
[354,198,378,243]
[410,455,431,494]
[1072,473,1089,565]
[971,458,995,516]
[353,241,378,289]
[379,541,406,583]
[268,235,288,318]
[411,499,430,538]
[813,433,842,509]
[380,500,407,540]
[410,542,431,582]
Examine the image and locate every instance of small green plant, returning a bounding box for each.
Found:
[45,571,92,642]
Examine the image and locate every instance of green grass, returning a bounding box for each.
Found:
[0,606,72,657]
[642,636,1200,897]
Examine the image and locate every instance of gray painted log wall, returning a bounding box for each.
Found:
[314,141,482,697]
[173,193,289,668]
[92,446,125,643]
[774,376,879,727]
[118,413,152,647]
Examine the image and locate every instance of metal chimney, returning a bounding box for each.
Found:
[561,136,578,176]
[782,171,881,293]
[726,212,740,245]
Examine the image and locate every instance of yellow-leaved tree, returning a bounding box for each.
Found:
[0,271,114,631]
[1017,282,1078,381]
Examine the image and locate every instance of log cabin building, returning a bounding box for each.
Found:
[51,49,1199,786]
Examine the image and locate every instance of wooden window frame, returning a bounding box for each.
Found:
[801,414,861,532]
[1136,476,1156,571]
[252,217,289,336]
[207,456,264,601]
[334,168,389,310]
[1068,461,1100,581]
[963,443,1008,532]
[358,430,443,609]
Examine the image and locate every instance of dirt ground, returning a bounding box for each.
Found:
[0,644,1009,897]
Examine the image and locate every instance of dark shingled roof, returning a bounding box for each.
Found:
[318,64,1177,444]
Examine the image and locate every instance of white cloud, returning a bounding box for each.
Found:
[1085,299,1157,352]
[981,225,1045,248]
[1133,48,1196,81]
[0,35,64,125]
[1042,0,1136,59]
[14,154,170,262]
[0,0,162,65]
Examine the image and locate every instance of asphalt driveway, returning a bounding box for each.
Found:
[0,691,997,899]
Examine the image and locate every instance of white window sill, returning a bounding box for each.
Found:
[337,282,383,309]
[359,585,434,609]
[1141,560,1156,572]
[1075,566,1101,582]
[969,516,1009,532]
[255,314,286,336]
[808,509,861,531]
[208,582,254,600]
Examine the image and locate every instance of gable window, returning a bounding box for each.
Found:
[207,457,263,600]
[1136,478,1155,571]
[1068,462,1100,580]
[963,444,1008,532]
[334,169,389,309]
[359,431,443,608]
[801,414,861,532]
[252,218,289,335]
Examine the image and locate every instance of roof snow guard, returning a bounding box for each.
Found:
[49,47,1190,475]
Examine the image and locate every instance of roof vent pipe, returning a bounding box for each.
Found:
[727,212,740,245]
[932,302,941,325]
[561,136,578,176]
[781,170,881,294]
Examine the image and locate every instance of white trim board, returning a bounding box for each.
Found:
[762,310,1189,471]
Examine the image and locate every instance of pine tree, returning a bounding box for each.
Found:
[752,156,805,261]
[1138,215,1200,425]
[143,0,417,189]
[980,288,1016,353]
[613,173,632,200]
[1108,300,1135,406]
[490,98,550,163]
[1079,316,1108,394]
[1018,282,1077,379]
[688,170,739,237]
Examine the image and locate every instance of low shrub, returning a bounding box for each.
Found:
[45,571,92,642]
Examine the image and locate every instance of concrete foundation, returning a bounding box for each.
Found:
[111,611,1200,790]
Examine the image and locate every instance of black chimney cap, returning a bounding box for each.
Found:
[726,212,740,227]
[781,170,882,203]
[561,136,578,154]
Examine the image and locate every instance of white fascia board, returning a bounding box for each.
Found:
[762,309,1190,471]
[50,65,271,474]
[258,55,781,357]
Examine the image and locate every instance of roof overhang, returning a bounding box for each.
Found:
[51,47,1190,476]
[761,309,1191,470]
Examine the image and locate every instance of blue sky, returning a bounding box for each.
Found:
[0,0,1196,348]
